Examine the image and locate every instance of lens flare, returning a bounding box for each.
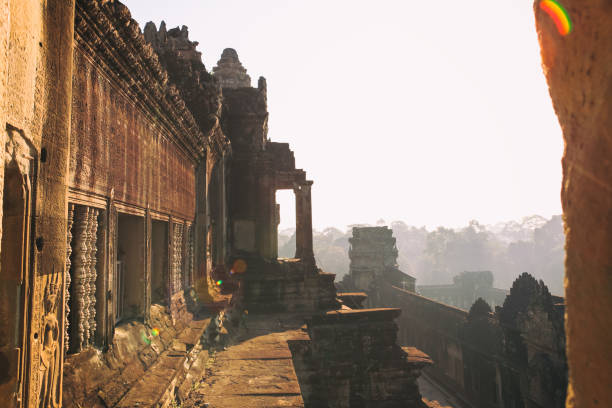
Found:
[151,328,160,337]
[232,259,247,274]
[216,280,223,286]
[540,0,572,36]
[141,331,151,345]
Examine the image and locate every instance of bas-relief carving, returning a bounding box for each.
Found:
[38,274,62,408]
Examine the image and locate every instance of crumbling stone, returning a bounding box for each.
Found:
[213,48,252,89]
[342,226,416,306]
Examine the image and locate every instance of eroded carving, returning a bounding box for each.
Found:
[39,273,62,408]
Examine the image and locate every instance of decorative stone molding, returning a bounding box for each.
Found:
[143,21,231,161]
[74,0,206,161]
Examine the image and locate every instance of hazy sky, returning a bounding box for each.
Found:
[124,0,563,231]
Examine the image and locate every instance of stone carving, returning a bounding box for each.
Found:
[64,204,74,352]
[171,223,184,294]
[212,48,252,89]
[39,273,62,408]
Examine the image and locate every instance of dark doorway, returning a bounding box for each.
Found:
[0,162,29,407]
[151,220,168,305]
[116,214,145,322]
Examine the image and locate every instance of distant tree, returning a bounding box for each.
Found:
[468,297,493,319]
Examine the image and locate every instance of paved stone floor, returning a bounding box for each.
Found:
[184,314,309,407]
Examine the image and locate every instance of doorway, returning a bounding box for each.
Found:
[116,214,145,322]
[0,162,29,407]
[151,220,168,305]
[276,189,296,258]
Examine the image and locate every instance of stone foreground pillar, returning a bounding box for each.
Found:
[533,1,612,407]
[294,181,314,262]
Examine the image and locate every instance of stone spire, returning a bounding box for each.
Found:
[212,48,252,89]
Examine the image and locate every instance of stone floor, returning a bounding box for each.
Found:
[183,313,309,407]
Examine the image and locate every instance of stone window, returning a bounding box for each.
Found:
[65,204,103,353]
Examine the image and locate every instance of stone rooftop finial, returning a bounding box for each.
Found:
[212,48,252,89]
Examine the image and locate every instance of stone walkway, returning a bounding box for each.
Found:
[184,314,309,408]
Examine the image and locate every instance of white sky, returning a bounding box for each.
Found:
[124,0,563,231]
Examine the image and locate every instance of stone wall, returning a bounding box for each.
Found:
[0,0,76,407]
[383,272,567,408]
[417,271,508,310]
[289,308,432,407]
[71,2,202,221]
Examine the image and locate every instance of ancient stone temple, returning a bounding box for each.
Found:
[1,0,610,407]
[341,226,416,306]
[0,1,434,407]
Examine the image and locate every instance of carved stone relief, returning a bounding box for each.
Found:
[171,223,184,294]
[38,273,62,408]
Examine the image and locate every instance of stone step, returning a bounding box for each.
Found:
[114,316,211,407]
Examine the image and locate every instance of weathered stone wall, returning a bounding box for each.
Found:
[0,1,76,407]
[533,1,612,407]
[289,308,432,407]
[144,22,229,288]
[385,285,469,395]
[417,271,508,310]
[384,275,567,408]
[71,18,199,220]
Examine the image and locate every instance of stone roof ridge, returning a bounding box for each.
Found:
[142,19,231,159]
[75,0,206,160]
[212,48,253,89]
[144,21,205,65]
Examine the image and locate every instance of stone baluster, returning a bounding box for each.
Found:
[72,206,88,351]
[83,207,94,346]
[88,208,99,342]
[64,204,74,352]
[81,207,92,347]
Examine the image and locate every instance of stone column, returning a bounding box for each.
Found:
[294,181,314,262]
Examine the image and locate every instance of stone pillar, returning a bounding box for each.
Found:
[258,171,276,260]
[533,2,612,406]
[294,181,314,262]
